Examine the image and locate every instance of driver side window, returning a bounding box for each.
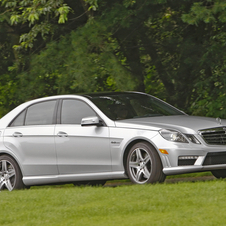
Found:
[61,99,97,124]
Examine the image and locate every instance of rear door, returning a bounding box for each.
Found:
[3,100,58,177]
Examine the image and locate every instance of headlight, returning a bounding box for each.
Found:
[185,134,201,144]
[159,129,188,143]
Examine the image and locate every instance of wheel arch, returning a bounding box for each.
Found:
[0,152,26,190]
[0,152,23,175]
[123,138,162,175]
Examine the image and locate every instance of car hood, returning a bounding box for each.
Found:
[115,115,226,134]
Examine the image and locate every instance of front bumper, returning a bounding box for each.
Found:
[163,151,226,175]
[163,164,226,175]
[152,133,226,175]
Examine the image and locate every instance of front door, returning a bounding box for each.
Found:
[55,99,111,175]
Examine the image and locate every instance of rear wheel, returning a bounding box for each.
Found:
[126,142,165,184]
[211,169,226,179]
[0,155,24,191]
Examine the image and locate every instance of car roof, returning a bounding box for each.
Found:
[82,91,146,98]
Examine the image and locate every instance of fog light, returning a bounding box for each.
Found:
[178,155,199,166]
[178,156,198,160]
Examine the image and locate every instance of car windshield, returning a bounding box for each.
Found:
[86,92,185,121]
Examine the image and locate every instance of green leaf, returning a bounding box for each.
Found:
[28,12,39,24]
[10,14,20,25]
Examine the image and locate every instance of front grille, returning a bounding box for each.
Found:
[203,152,226,165]
[199,127,226,145]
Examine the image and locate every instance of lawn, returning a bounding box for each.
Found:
[1,175,226,226]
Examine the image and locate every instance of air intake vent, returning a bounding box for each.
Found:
[199,127,226,145]
[203,152,226,165]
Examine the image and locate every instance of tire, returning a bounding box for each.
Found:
[73,180,106,187]
[126,142,165,184]
[0,155,24,191]
[211,169,226,179]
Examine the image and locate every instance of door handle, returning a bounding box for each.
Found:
[57,131,68,137]
[13,132,23,137]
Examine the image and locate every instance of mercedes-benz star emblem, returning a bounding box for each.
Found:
[216,117,222,125]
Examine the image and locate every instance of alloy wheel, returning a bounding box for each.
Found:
[128,147,152,184]
[0,160,16,191]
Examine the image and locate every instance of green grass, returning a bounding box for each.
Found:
[1,178,226,226]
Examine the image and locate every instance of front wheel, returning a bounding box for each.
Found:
[211,169,226,179]
[0,155,24,191]
[126,142,165,184]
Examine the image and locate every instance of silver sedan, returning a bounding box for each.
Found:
[1,92,226,191]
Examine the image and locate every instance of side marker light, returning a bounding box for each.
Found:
[159,149,169,154]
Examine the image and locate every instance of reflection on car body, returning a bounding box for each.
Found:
[1,91,226,191]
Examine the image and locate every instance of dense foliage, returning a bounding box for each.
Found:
[0,0,226,118]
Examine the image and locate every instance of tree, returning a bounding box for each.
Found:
[0,0,90,115]
[1,0,226,118]
[182,0,226,118]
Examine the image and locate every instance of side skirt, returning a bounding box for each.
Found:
[23,171,127,186]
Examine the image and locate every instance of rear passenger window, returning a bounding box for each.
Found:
[10,110,26,127]
[10,100,57,127]
[25,101,57,125]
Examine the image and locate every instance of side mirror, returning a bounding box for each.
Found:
[81,116,103,126]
